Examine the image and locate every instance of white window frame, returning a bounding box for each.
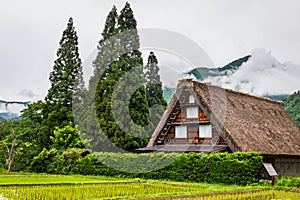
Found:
[199,124,212,138]
[186,106,198,118]
[175,125,187,138]
[189,95,195,103]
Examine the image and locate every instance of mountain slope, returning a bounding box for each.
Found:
[162,55,252,103]
[186,55,251,81]
[282,91,300,128]
[0,100,29,121]
[0,112,20,121]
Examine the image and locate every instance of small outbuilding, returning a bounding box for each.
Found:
[258,163,278,185]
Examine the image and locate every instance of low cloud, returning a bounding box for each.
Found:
[18,89,40,100]
[204,49,300,96]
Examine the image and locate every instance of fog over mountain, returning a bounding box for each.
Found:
[193,49,300,96]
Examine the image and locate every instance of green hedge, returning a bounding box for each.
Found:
[277,176,300,188]
[30,148,262,185]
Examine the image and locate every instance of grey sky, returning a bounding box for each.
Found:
[0,0,300,101]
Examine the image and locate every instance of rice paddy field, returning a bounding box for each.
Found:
[0,174,299,199]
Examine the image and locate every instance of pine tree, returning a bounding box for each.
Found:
[91,5,119,84]
[92,3,151,151]
[114,2,151,150]
[117,2,140,60]
[89,6,122,152]
[117,2,150,127]
[92,5,119,97]
[145,52,167,126]
[42,17,84,147]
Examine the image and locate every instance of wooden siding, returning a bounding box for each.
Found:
[175,109,186,122]
[200,111,209,121]
[166,105,223,144]
[274,157,300,176]
[176,107,209,122]
[188,125,198,143]
[167,126,222,144]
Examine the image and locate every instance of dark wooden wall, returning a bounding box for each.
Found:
[166,106,223,144]
[274,157,300,176]
[263,155,300,176]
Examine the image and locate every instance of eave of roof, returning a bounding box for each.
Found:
[138,144,229,153]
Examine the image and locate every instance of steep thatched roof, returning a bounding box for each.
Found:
[147,78,300,156]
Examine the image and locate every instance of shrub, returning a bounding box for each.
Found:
[29,148,57,173]
[258,179,272,186]
[48,148,90,174]
[87,151,262,185]
[277,176,300,188]
[0,163,6,173]
[31,149,262,185]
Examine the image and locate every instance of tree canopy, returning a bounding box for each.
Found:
[42,17,84,147]
[93,3,151,152]
[145,52,167,126]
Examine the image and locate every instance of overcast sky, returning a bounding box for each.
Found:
[0,0,300,101]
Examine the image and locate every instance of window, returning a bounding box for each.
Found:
[175,125,187,138]
[199,124,212,138]
[186,106,198,118]
[189,95,195,103]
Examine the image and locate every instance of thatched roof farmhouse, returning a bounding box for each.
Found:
[138,78,300,176]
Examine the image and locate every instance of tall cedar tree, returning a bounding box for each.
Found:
[145,52,167,126]
[117,2,151,135]
[86,6,120,151]
[93,3,151,151]
[90,5,119,91]
[42,17,84,148]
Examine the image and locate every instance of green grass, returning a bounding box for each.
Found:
[189,190,300,200]
[0,173,299,199]
[0,173,129,186]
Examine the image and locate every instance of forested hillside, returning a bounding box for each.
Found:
[282,91,300,128]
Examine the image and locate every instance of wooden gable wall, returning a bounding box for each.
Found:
[164,99,224,144]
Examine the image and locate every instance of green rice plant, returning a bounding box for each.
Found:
[191,190,300,200]
[0,183,203,199]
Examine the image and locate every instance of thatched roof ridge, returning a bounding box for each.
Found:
[148,78,300,156]
[199,81,281,105]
